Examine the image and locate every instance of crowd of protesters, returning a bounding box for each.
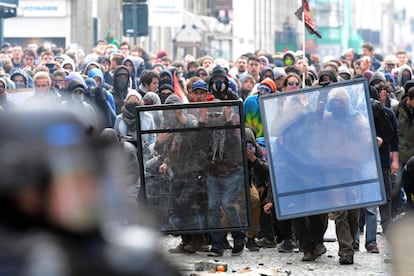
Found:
[1,38,414,267]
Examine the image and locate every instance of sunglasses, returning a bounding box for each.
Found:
[197,72,208,77]
[257,84,272,95]
[207,112,223,118]
[287,81,299,86]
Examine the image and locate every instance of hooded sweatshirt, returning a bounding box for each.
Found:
[159,70,173,87]
[122,56,145,89]
[397,64,413,88]
[259,66,274,82]
[88,68,116,125]
[142,92,162,128]
[112,66,130,114]
[10,68,34,89]
[61,57,76,72]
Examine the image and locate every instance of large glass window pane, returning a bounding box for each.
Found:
[136,100,250,234]
[260,79,386,219]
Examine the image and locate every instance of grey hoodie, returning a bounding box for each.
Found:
[397,64,413,88]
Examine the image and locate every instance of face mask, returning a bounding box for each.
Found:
[257,84,272,95]
[187,71,196,78]
[159,78,172,87]
[329,100,348,118]
[159,92,172,104]
[15,82,25,89]
[384,64,395,73]
[115,75,129,91]
[213,79,226,93]
[125,102,139,113]
[401,74,411,86]
[72,93,84,102]
[284,57,294,66]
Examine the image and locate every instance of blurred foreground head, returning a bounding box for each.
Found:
[389,213,414,275]
[0,110,158,232]
[0,110,119,233]
[0,109,181,275]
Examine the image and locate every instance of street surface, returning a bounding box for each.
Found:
[160,218,393,275]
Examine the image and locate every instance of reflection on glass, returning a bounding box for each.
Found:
[137,102,248,233]
[278,182,383,217]
[260,80,386,219]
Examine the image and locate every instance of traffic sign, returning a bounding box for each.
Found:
[122,3,148,37]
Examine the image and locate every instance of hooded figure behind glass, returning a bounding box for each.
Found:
[323,87,372,265]
[202,101,246,257]
[151,94,200,230]
[0,111,181,276]
[62,80,98,134]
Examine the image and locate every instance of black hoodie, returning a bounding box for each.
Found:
[112,66,130,114]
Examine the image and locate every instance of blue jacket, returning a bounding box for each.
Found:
[88,68,116,126]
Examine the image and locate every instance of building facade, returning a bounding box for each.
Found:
[3,0,412,60]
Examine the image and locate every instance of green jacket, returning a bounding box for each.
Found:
[394,98,414,164]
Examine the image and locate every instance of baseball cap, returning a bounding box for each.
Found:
[191,80,208,91]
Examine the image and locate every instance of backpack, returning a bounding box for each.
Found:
[370,99,394,146]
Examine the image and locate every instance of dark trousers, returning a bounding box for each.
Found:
[210,231,245,252]
[275,218,292,240]
[334,208,360,257]
[259,186,292,241]
[294,214,328,253]
[259,186,276,239]
[379,168,392,233]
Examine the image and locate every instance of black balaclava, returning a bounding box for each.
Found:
[113,66,130,95]
[208,65,229,100]
[159,70,173,87]
[401,70,412,88]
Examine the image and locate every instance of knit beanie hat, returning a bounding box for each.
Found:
[67,80,87,93]
[164,94,182,104]
[143,92,161,105]
[370,72,386,85]
[125,90,142,101]
[338,66,352,80]
[211,65,227,79]
[260,78,276,94]
[318,68,338,83]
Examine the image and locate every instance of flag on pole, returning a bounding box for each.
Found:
[294,0,322,39]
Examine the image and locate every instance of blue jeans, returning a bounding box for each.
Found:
[207,171,244,229]
[355,206,377,248]
[207,171,245,251]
